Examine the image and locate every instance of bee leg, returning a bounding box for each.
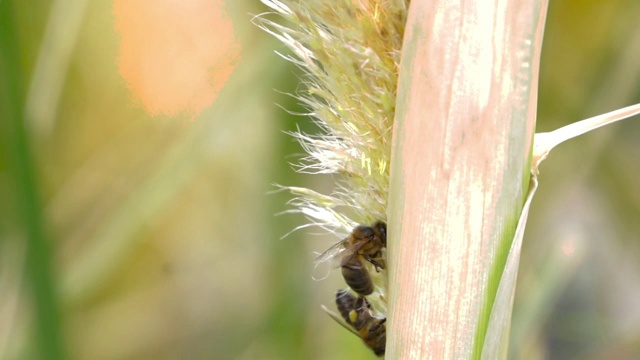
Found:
[367,257,385,271]
[369,318,386,332]
[354,296,371,311]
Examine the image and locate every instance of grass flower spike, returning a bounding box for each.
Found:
[257,1,408,354]
[257,0,408,231]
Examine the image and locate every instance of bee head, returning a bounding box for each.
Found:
[373,221,387,247]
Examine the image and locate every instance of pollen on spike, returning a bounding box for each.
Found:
[378,159,387,175]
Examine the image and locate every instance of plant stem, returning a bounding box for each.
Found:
[0,2,67,359]
[386,0,547,358]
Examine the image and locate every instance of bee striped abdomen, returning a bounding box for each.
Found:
[341,256,374,296]
[332,290,387,357]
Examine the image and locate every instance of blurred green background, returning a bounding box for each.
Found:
[1,1,639,359]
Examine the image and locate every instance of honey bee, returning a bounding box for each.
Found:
[323,289,386,357]
[315,221,387,296]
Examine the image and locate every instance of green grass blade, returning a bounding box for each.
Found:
[0,2,67,359]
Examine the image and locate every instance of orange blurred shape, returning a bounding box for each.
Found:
[114,0,240,118]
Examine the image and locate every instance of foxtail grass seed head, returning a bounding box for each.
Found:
[257,0,409,331]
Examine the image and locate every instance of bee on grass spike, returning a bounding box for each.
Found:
[315,221,387,296]
[323,289,386,357]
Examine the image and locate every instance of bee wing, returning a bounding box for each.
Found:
[314,238,348,265]
[315,232,375,263]
[321,305,359,337]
